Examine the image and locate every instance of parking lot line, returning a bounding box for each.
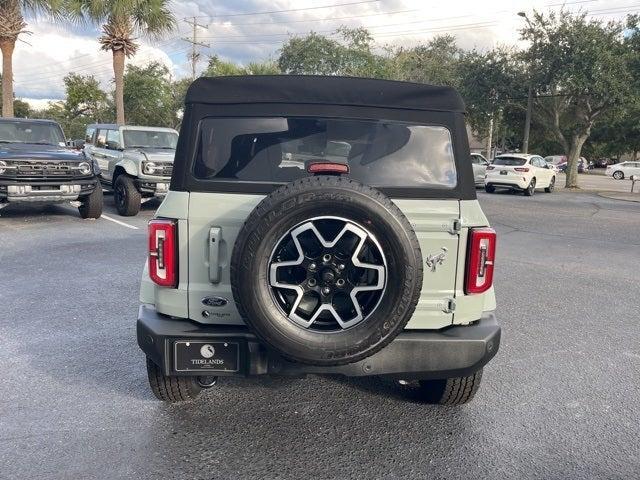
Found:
[100,214,139,230]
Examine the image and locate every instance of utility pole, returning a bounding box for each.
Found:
[522,85,533,153]
[518,12,533,154]
[182,17,209,79]
[486,114,494,160]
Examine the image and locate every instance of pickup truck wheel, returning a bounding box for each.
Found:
[78,185,103,219]
[417,370,483,405]
[146,357,202,402]
[231,175,423,367]
[114,175,141,216]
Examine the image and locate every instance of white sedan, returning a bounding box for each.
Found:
[484,154,556,196]
[606,161,640,180]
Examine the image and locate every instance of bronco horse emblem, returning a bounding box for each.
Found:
[425,247,448,272]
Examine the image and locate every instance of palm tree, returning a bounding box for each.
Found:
[0,0,62,117]
[68,1,175,124]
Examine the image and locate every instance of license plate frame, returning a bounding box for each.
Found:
[500,170,508,175]
[173,340,240,373]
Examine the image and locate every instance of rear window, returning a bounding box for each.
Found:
[193,117,457,188]
[492,157,527,166]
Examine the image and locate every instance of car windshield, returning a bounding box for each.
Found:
[0,120,65,145]
[492,157,527,166]
[122,130,178,149]
[193,117,457,188]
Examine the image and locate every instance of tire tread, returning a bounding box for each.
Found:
[146,358,201,403]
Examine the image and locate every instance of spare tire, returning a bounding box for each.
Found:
[230,176,423,366]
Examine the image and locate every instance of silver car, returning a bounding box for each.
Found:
[84,124,178,216]
[471,153,490,186]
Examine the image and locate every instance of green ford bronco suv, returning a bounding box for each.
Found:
[137,76,500,405]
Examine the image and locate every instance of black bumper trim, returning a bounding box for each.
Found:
[137,304,501,379]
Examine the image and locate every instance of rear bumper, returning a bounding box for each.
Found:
[137,304,501,380]
[485,176,529,189]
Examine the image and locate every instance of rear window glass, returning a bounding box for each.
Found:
[193,117,457,188]
[492,157,527,166]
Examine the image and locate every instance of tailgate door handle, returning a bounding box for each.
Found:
[209,226,222,283]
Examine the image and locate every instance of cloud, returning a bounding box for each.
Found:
[11,0,638,103]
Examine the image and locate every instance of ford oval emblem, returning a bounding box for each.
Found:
[202,296,228,307]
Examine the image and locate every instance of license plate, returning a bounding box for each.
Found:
[174,340,240,372]
[500,170,508,175]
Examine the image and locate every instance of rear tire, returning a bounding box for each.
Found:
[524,178,536,196]
[484,185,495,193]
[78,185,103,219]
[612,171,624,180]
[545,176,555,193]
[417,370,483,405]
[146,357,202,403]
[114,175,141,216]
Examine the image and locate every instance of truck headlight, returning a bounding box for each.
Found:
[0,160,6,175]
[78,161,92,175]
[143,162,157,174]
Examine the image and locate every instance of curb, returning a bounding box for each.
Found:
[597,191,640,203]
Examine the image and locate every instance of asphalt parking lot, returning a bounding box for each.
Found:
[1,186,639,479]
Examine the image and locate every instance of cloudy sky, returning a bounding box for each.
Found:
[14,0,639,107]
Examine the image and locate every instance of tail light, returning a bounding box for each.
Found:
[307,162,349,175]
[148,219,178,288]
[514,167,530,172]
[486,166,495,170]
[465,227,496,295]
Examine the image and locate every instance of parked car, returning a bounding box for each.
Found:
[470,152,490,186]
[0,118,102,218]
[84,124,178,216]
[137,76,501,405]
[544,155,566,167]
[552,156,592,173]
[606,161,640,180]
[485,153,556,196]
[545,161,560,173]
[594,158,615,168]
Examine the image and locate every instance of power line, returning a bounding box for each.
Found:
[191,0,381,19]
[182,17,209,79]
[208,8,422,27]
[16,48,191,85]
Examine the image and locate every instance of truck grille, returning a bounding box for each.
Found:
[1,161,89,180]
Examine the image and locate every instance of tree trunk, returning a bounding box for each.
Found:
[564,134,589,189]
[113,48,125,125]
[1,39,15,118]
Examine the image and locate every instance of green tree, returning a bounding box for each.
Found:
[458,48,526,143]
[520,10,631,187]
[63,73,108,120]
[12,97,31,117]
[202,56,281,77]
[67,0,175,124]
[390,35,462,85]
[202,55,246,76]
[0,0,63,117]
[123,61,175,127]
[278,28,387,77]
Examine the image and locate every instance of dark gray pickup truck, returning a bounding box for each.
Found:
[0,118,102,218]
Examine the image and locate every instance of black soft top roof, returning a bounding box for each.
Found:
[185,75,465,113]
